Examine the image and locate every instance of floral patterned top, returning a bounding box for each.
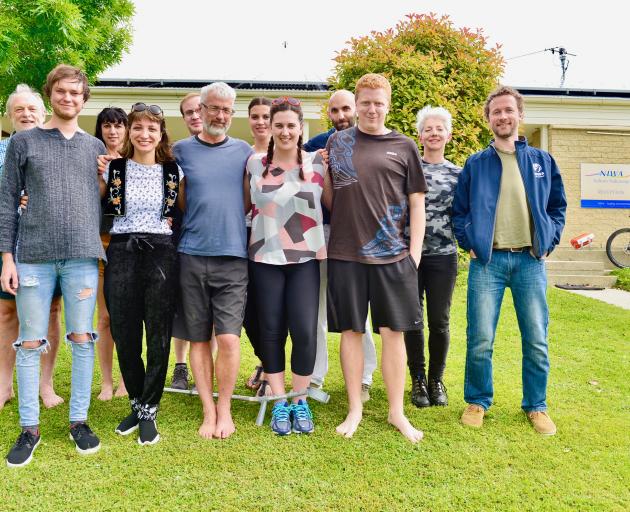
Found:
[103,159,183,235]
[247,151,326,264]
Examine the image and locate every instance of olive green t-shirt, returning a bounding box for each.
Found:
[493,147,532,249]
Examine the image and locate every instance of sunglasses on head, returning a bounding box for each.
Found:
[271,96,301,107]
[131,103,163,116]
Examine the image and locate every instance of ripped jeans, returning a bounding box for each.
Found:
[14,258,99,427]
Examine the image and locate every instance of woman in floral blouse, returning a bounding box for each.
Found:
[101,103,182,445]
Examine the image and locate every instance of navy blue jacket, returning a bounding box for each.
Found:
[452,138,567,264]
[303,127,335,152]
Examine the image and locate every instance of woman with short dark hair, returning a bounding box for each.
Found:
[94,107,129,401]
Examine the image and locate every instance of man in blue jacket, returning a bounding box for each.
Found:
[452,86,566,435]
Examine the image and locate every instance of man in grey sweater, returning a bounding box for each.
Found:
[0,64,106,467]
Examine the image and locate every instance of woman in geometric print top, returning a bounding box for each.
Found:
[244,97,326,436]
[403,106,461,410]
[101,103,182,446]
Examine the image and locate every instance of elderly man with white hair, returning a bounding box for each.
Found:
[171,82,253,440]
[0,84,63,412]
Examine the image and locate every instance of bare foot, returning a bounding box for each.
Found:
[214,412,236,439]
[114,382,128,398]
[198,404,217,440]
[388,413,424,444]
[336,409,363,438]
[98,383,114,401]
[40,385,64,408]
[0,389,14,410]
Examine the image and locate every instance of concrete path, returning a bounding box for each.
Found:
[558,287,630,311]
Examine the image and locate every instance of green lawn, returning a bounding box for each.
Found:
[0,274,628,511]
[612,268,630,291]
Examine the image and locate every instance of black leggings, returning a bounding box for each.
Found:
[104,234,177,416]
[250,259,319,376]
[404,252,458,381]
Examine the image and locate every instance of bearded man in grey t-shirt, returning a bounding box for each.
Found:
[172,82,253,440]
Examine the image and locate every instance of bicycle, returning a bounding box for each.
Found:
[606,226,630,268]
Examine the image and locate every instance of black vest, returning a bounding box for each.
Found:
[103,158,179,218]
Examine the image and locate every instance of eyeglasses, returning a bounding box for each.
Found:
[183,107,202,118]
[201,103,235,116]
[131,103,163,116]
[271,96,301,106]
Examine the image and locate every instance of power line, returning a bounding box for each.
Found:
[506,46,577,88]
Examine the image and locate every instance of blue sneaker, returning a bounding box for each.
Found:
[270,401,292,436]
[291,400,314,434]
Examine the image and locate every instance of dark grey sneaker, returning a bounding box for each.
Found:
[6,429,41,468]
[115,412,139,436]
[428,379,448,406]
[411,377,431,408]
[138,419,160,446]
[69,422,101,454]
[171,364,189,390]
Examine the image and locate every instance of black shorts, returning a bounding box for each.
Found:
[327,256,421,333]
[172,253,248,341]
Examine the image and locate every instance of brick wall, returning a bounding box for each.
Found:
[548,128,630,247]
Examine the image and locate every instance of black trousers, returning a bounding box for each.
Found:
[250,259,319,376]
[404,252,458,381]
[243,257,263,359]
[104,234,177,419]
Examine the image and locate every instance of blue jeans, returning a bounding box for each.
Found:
[13,258,99,427]
[465,251,549,412]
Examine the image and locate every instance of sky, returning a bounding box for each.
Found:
[101,0,630,90]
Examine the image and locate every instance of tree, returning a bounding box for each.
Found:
[329,13,505,166]
[0,0,134,110]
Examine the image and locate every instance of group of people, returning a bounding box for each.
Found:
[0,63,566,468]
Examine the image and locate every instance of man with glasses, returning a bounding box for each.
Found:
[179,92,203,136]
[168,92,203,392]
[0,84,64,413]
[172,82,252,440]
[304,89,377,402]
[0,64,106,466]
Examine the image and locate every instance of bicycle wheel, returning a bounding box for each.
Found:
[606,228,630,268]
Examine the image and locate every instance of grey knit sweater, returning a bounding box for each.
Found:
[0,127,106,263]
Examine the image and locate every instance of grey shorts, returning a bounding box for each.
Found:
[172,254,248,341]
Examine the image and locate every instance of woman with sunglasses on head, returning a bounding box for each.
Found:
[244,97,326,436]
[102,103,182,445]
[243,97,275,396]
[94,107,129,401]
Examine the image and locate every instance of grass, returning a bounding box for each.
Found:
[0,273,628,511]
[612,267,630,291]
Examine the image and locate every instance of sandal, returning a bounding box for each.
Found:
[245,365,263,391]
[256,380,273,398]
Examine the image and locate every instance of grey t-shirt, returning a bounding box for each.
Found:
[174,135,253,258]
[0,127,106,263]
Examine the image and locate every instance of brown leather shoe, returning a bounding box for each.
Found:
[461,404,485,428]
[526,411,557,436]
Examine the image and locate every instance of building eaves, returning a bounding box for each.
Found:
[95,78,330,91]
[515,86,630,99]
